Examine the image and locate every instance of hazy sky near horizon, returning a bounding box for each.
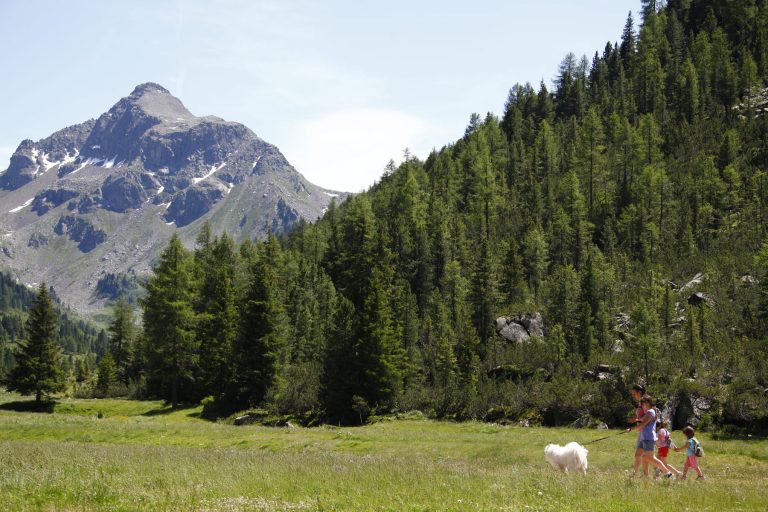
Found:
[0,0,639,192]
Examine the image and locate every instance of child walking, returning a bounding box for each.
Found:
[637,395,682,478]
[655,420,676,475]
[674,426,705,480]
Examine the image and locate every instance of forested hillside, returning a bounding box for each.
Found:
[57,0,768,429]
[0,272,107,379]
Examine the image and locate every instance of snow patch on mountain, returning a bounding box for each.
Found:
[9,198,34,213]
[193,162,226,184]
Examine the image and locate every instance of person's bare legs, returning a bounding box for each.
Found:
[633,447,643,475]
[687,457,704,479]
[681,460,690,479]
[643,450,681,477]
[659,455,675,473]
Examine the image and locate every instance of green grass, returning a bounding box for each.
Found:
[0,390,766,511]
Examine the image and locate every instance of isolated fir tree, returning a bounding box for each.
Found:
[5,283,65,403]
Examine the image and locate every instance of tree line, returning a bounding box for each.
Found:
[4,0,768,429]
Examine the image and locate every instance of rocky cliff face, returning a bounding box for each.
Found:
[0,83,345,313]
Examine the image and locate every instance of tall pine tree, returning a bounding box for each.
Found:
[5,284,65,403]
[142,234,196,408]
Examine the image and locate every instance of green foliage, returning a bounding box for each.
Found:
[141,233,197,408]
[228,232,289,409]
[96,353,117,397]
[194,230,238,399]
[129,1,768,428]
[4,284,65,402]
[107,299,135,383]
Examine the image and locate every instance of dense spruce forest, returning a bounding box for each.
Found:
[5,0,768,430]
[0,272,107,381]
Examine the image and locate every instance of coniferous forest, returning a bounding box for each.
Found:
[6,0,768,430]
[0,273,107,381]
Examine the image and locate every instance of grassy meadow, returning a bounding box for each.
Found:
[0,390,766,511]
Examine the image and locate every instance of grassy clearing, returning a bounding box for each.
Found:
[0,391,766,511]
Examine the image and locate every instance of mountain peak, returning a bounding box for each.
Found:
[0,84,344,314]
[112,82,193,124]
[130,82,171,97]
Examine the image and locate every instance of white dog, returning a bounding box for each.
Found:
[544,442,589,475]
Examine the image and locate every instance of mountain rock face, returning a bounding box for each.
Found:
[0,83,345,313]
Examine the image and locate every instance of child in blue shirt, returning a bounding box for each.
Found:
[674,426,705,480]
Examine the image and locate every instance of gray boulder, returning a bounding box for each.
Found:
[680,272,706,292]
[660,393,713,430]
[233,408,271,426]
[499,321,529,343]
[571,416,597,429]
[740,275,757,286]
[514,312,544,338]
[234,414,260,426]
[495,312,545,343]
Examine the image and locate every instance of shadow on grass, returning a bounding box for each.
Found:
[0,400,55,413]
[142,403,200,417]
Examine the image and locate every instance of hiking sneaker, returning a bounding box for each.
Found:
[696,475,706,481]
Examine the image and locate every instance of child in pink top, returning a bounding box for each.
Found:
[655,420,675,475]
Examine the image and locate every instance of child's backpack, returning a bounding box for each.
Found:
[693,437,704,457]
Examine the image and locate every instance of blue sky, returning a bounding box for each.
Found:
[0,0,639,192]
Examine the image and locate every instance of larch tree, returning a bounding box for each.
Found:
[141,233,197,408]
[229,232,289,409]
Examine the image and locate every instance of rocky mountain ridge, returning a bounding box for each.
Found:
[0,83,344,313]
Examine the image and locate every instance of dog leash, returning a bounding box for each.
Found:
[581,430,628,446]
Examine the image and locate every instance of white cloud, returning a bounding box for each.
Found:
[284,108,431,192]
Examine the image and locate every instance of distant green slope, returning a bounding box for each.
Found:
[0,271,107,378]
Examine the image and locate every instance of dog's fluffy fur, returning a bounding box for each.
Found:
[544,442,589,475]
